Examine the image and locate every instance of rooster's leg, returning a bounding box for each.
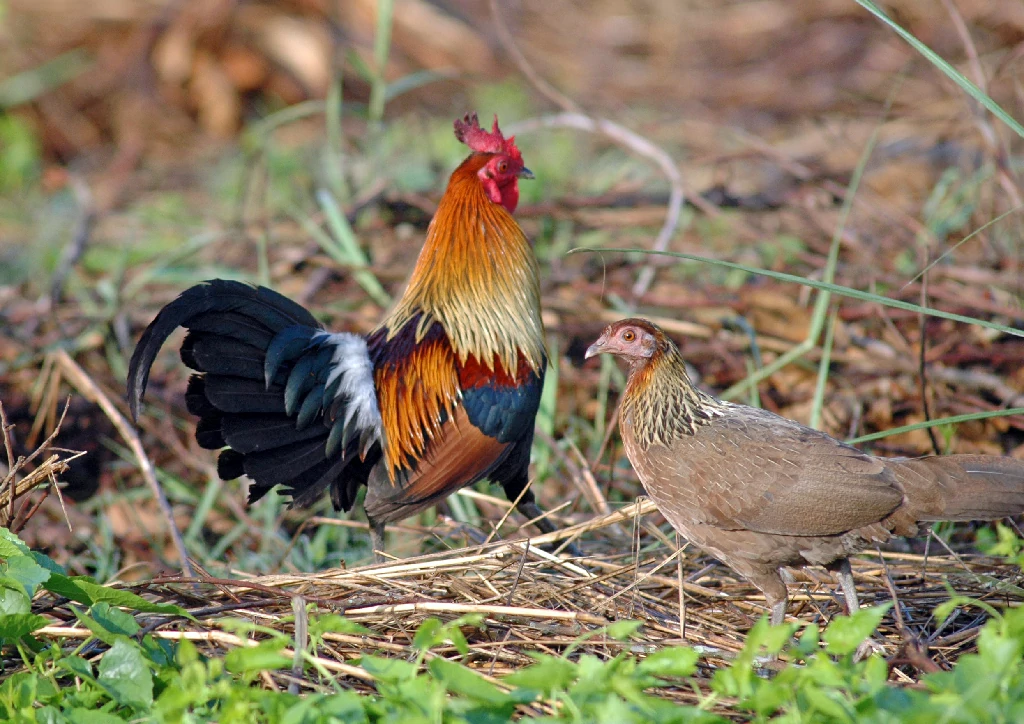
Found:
[370,520,387,564]
[515,498,582,557]
[827,557,860,616]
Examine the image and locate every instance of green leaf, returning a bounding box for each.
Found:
[90,602,141,637]
[44,575,190,617]
[802,685,855,721]
[34,705,66,724]
[0,48,91,108]
[0,671,39,709]
[358,655,417,682]
[282,692,369,723]
[637,647,699,678]
[428,658,511,705]
[0,528,31,557]
[792,622,821,661]
[224,641,291,674]
[0,581,30,615]
[411,615,481,654]
[0,115,41,191]
[3,554,52,597]
[444,624,470,657]
[0,613,48,640]
[854,0,1024,141]
[752,616,799,656]
[863,651,889,688]
[308,613,373,638]
[505,655,577,695]
[849,408,1024,445]
[314,189,391,307]
[823,604,891,656]
[412,618,443,651]
[934,595,971,625]
[606,619,642,641]
[97,639,154,709]
[30,550,67,576]
[59,654,94,680]
[66,709,128,724]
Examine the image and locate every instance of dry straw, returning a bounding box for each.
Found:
[25,494,1024,703]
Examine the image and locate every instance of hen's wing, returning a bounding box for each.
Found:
[631,405,905,537]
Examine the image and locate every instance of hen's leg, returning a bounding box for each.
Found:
[826,557,860,615]
[751,571,790,627]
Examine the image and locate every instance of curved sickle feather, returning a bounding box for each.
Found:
[127,280,319,421]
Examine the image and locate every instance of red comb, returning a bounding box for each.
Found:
[453,112,521,160]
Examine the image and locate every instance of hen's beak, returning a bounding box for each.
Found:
[584,342,602,359]
[518,166,535,180]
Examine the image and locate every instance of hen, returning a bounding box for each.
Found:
[128,113,562,561]
[587,318,1024,625]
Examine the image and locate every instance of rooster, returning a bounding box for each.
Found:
[127,113,564,561]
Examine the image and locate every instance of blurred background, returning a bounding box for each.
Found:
[1,0,1023,580]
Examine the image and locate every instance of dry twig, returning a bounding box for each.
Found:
[50,349,194,579]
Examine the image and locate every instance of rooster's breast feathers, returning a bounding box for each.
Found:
[367,310,544,495]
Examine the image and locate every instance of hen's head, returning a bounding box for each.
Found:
[586,318,667,369]
[455,112,533,213]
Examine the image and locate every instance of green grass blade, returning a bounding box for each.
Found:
[243,100,326,145]
[570,247,1024,339]
[0,49,91,107]
[809,306,838,431]
[848,408,1024,445]
[369,0,394,123]
[384,69,461,103]
[855,0,1024,139]
[904,204,1024,289]
[315,190,392,307]
[324,72,347,200]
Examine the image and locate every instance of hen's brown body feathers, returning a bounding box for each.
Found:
[589,318,1024,624]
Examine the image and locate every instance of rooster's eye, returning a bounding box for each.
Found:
[622,330,635,342]
[496,160,509,174]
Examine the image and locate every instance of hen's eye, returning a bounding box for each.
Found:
[496,160,509,174]
[622,330,635,342]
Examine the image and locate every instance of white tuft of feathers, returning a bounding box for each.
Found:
[316,332,382,443]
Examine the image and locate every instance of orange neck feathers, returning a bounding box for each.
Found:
[379,154,546,376]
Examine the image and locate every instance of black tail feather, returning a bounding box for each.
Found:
[185,376,219,417]
[283,455,350,508]
[127,280,319,420]
[182,333,267,380]
[186,312,279,350]
[221,414,326,453]
[244,438,329,486]
[129,279,382,514]
[218,449,246,480]
[203,376,287,415]
[195,416,226,450]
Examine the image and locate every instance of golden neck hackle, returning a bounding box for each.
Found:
[379,155,545,375]
[622,343,726,449]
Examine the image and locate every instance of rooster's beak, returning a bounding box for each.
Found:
[584,342,602,359]
[518,167,535,180]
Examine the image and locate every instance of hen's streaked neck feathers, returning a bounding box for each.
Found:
[622,341,726,448]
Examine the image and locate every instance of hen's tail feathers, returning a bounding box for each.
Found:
[126,280,381,510]
[892,454,1024,523]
